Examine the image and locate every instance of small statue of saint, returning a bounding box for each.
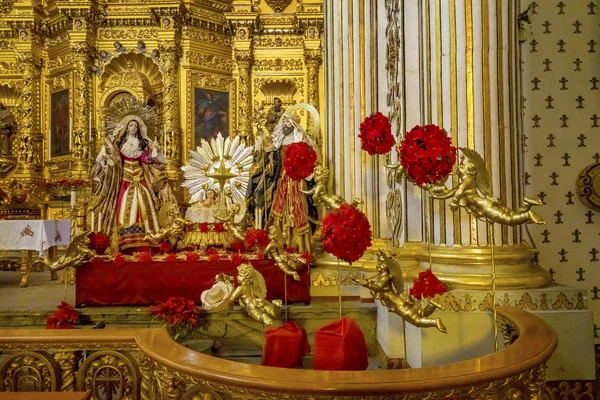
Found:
[265,97,285,134]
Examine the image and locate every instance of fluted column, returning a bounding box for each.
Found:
[71,42,92,178]
[323,0,386,245]
[13,54,43,180]
[159,41,182,181]
[388,0,550,288]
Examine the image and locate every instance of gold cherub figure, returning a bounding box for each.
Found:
[229,263,279,325]
[426,148,545,226]
[145,202,187,249]
[215,203,246,243]
[31,232,96,273]
[301,164,361,211]
[264,224,306,281]
[350,251,447,333]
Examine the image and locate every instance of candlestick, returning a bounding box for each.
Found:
[70,190,76,207]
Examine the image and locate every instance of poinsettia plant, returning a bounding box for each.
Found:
[149,297,201,341]
[399,124,457,187]
[322,204,372,263]
[409,269,448,300]
[358,112,395,155]
[88,232,110,255]
[46,301,79,329]
[283,142,317,181]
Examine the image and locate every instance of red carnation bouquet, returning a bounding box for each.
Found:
[149,297,200,340]
[88,232,110,255]
[284,142,317,181]
[358,112,395,155]
[46,301,79,329]
[322,204,372,263]
[409,269,447,300]
[399,124,457,187]
[245,229,269,249]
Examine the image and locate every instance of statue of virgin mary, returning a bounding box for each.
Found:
[89,99,175,251]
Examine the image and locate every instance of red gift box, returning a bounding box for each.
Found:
[262,321,309,368]
[313,317,368,371]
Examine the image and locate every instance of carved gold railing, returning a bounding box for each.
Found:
[0,307,557,399]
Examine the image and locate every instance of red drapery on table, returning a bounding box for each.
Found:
[76,259,310,306]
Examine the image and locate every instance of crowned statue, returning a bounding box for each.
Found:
[89,99,176,251]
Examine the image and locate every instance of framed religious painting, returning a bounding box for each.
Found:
[194,88,229,144]
[50,89,70,158]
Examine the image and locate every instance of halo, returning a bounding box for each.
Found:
[105,97,161,140]
[278,102,320,142]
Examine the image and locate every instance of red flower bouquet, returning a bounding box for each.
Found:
[46,301,79,329]
[245,229,269,249]
[206,248,219,263]
[137,251,153,262]
[231,252,244,267]
[409,269,447,299]
[186,252,199,262]
[199,223,209,233]
[214,223,225,233]
[149,297,200,340]
[231,240,245,252]
[88,232,110,255]
[284,142,317,181]
[399,124,457,187]
[300,251,312,265]
[165,253,178,262]
[358,112,395,155]
[322,204,372,263]
[159,241,172,253]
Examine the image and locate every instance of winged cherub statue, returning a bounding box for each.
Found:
[31,233,96,273]
[350,251,447,333]
[229,263,280,325]
[426,148,545,226]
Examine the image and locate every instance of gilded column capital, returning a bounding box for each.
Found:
[304,48,323,66]
[158,40,182,58]
[234,49,253,65]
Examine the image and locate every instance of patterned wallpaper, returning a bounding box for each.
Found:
[522,0,600,341]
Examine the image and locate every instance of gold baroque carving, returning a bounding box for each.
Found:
[185,51,233,71]
[254,77,304,97]
[76,351,140,399]
[47,55,75,74]
[0,39,14,49]
[253,36,304,48]
[186,71,236,151]
[47,74,71,92]
[543,381,595,400]
[0,62,20,75]
[52,351,78,392]
[98,28,159,40]
[182,28,232,47]
[253,58,303,71]
[265,0,292,13]
[0,0,14,14]
[0,351,61,392]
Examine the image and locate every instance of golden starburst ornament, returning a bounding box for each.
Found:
[181,134,254,206]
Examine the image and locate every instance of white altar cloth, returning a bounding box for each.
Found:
[0,220,71,252]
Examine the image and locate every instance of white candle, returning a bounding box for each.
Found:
[70,190,76,207]
[89,112,92,143]
[91,212,95,232]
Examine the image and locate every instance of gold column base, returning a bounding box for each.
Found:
[397,242,552,290]
[314,239,551,289]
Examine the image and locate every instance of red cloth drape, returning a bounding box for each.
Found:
[262,321,309,368]
[76,259,309,306]
[313,317,368,371]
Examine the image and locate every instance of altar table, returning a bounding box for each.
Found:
[0,220,70,287]
[0,220,71,252]
[76,258,310,306]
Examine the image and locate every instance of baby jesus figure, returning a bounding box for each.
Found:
[197,189,219,208]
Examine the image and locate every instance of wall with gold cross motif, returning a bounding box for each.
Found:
[522,0,600,343]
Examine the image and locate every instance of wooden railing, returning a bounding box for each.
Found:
[0,307,557,399]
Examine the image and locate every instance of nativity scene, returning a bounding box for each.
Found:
[0,0,596,399]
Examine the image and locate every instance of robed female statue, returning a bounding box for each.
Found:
[89,99,175,251]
